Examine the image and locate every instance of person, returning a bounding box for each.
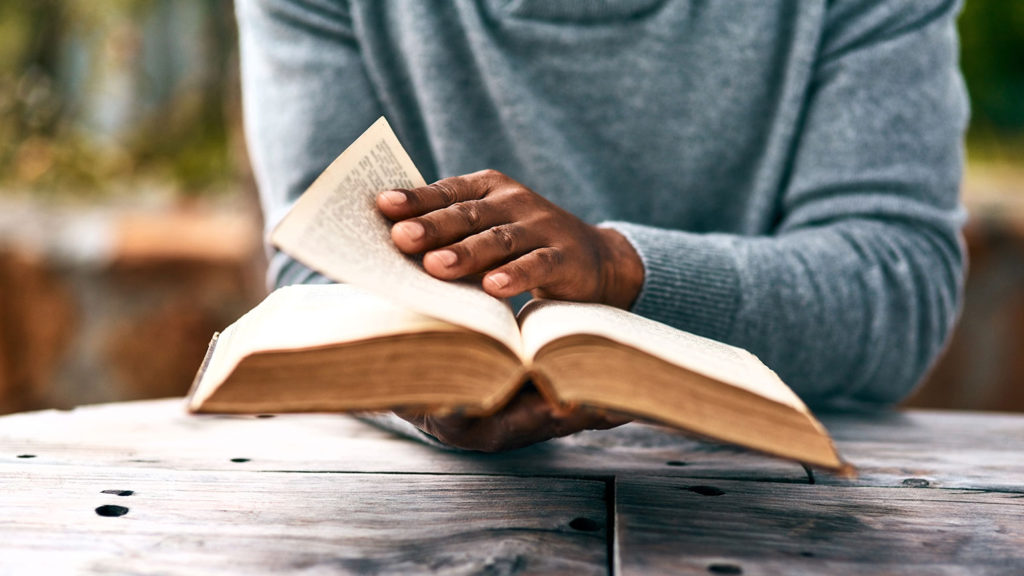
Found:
[235,0,968,451]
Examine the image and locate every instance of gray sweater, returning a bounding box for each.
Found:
[237,0,968,406]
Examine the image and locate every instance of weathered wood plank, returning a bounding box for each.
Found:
[816,409,1024,491]
[0,399,806,480]
[2,399,1022,491]
[3,400,1023,574]
[0,465,608,575]
[614,475,1024,576]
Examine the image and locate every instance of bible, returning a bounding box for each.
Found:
[187,118,849,472]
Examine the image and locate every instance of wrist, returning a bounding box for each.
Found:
[596,227,644,310]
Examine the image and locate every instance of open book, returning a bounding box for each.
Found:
[188,118,849,472]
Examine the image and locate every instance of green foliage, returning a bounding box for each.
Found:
[0,0,1020,198]
[0,0,238,198]
[959,0,1024,136]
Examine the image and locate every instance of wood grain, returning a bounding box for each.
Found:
[3,399,1023,574]
[0,465,608,575]
[2,400,1022,490]
[614,475,1024,575]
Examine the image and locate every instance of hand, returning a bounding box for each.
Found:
[376,169,644,309]
[395,385,632,452]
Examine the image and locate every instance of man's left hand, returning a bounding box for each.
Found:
[376,169,644,309]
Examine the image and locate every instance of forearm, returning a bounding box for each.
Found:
[607,214,964,406]
[604,0,968,405]
[236,0,382,289]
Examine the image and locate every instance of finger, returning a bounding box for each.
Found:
[422,222,542,280]
[481,247,566,298]
[377,175,488,220]
[389,198,507,254]
[486,395,627,448]
[408,389,555,452]
[395,391,629,452]
[393,408,479,446]
[565,406,633,430]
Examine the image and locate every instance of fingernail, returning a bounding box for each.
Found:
[380,190,407,206]
[432,250,458,267]
[486,272,510,289]
[395,221,424,242]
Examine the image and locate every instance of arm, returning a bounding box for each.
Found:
[611,0,968,405]
[384,0,968,407]
[237,0,626,450]
[236,0,380,289]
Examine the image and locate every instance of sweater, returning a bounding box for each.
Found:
[236,0,968,406]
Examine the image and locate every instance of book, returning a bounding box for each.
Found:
[187,118,849,472]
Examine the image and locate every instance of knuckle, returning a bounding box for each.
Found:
[429,181,459,205]
[504,187,538,211]
[534,247,563,273]
[502,260,529,283]
[451,200,483,230]
[503,184,528,199]
[416,217,441,240]
[489,224,518,253]
[448,243,472,265]
[395,189,420,211]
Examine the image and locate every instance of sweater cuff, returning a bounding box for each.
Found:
[600,221,741,342]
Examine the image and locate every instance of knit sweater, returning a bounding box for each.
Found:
[236,0,968,406]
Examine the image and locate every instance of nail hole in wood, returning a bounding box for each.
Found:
[569,517,601,532]
[707,563,743,574]
[95,505,129,517]
[901,478,930,488]
[16,454,36,459]
[230,458,251,463]
[665,460,687,466]
[256,414,275,419]
[687,485,725,496]
[799,551,815,557]
[101,490,134,497]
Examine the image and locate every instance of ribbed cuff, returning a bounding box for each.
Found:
[600,221,740,342]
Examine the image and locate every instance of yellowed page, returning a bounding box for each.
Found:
[518,299,805,411]
[270,117,522,356]
[189,284,462,409]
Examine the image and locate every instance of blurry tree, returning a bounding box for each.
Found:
[0,0,1020,198]
[0,0,240,198]
[958,0,1024,158]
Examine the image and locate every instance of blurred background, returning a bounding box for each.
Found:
[0,1,1021,415]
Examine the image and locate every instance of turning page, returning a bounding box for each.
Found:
[270,117,523,356]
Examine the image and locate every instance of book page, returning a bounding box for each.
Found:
[518,299,806,410]
[270,117,522,357]
[192,284,464,406]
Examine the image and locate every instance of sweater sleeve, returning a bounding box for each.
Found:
[605,0,968,406]
[236,0,380,289]
[237,0,477,448]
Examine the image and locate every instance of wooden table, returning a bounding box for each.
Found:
[1,399,1022,574]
